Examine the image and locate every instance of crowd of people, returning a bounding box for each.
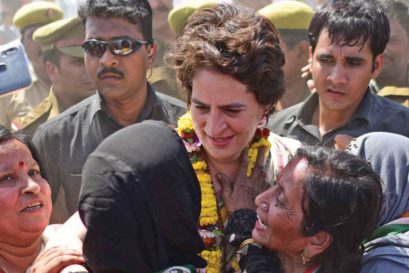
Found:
[0,0,408,273]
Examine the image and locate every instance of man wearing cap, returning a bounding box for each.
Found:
[32,0,186,222]
[259,1,314,111]
[11,16,95,137]
[148,0,185,100]
[374,0,409,106]
[0,1,63,129]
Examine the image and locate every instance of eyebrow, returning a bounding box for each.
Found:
[345,56,366,63]
[191,98,247,109]
[87,35,134,41]
[275,180,287,201]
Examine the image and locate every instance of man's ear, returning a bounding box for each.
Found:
[305,231,332,258]
[45,61,58,84]
[371,53,384,79]
[147,42,157,67]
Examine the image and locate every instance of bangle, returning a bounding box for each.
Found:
[239,238,255,250]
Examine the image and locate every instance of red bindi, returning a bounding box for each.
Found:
[19,161,24,168]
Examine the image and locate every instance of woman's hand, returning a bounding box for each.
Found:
[301,62,316,93]
[30,246,85,273]
[217,147,270,213]
[334,134,354,150]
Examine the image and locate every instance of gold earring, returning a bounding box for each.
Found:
[301,249,311,265]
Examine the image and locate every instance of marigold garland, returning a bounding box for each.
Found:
[177,112,271,273]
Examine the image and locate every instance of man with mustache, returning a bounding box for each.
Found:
[268,0,409,147]
[32,0,186,223]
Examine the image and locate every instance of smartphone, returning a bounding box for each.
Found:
[0,39,32,96]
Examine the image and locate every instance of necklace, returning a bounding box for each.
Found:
[177,112,271,273]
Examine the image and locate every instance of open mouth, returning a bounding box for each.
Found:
[21,201,43,212]
[256,214,268,230]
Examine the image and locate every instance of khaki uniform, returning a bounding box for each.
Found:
[0,75,49,129]
[11,88,60,136]
[151,66,185,101]
[378,86,409,107]
[150,39,185,100]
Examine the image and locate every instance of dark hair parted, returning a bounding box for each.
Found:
[308,0,390,58]
[296,146,383,273]
[78,0,153,40]
[0,125,45,178]
[170,4,285,115]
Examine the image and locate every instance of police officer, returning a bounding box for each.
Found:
[258,1,314,111]
[12,16,95,136]
[0,1,63,129]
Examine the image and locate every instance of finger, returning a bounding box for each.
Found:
[216,172,233,196]
[306,79,316,93]
[334,134,354,151]
[32,254,85,273]
[256,146,266,168]
[33,247,83,268]
[237,147,249,177]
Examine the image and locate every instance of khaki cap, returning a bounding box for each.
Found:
[13,1,63,30]
[33,16,84,58]
[168,0,218,35]
[258,1,314,30]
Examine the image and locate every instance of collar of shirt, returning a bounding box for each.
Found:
[289,88,371,126]
[88,83,159,127]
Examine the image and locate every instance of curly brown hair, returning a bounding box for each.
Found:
[169,4,285,115]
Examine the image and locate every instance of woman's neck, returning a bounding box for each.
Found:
[0,236,42,273]
[206,156,240,181]
[278,252,312,273]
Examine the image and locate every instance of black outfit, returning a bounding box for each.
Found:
[79,120,206,273]
[268,90,409,147]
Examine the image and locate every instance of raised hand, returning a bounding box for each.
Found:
[216,147,270,213]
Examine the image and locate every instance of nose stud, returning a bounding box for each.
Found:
[260,202,268,210]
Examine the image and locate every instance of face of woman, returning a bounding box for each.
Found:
[190,70,267,165]
[0,139,52,240]
[252,157,310,254]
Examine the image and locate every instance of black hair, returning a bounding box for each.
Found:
[42,49,62,69]
[308,0,390,58]
[296,146,383,273]
[0,125,45,178]
[78,0,153,40]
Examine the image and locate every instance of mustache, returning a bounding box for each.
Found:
[97,67,125,79]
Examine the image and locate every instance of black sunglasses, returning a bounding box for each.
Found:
[82,37,153,58]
